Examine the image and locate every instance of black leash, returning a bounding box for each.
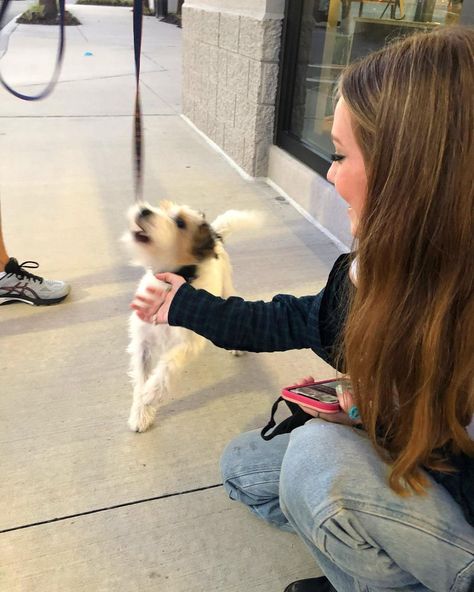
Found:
[0,0,144,200]
[0,0,66,100]
[133,0,143,202]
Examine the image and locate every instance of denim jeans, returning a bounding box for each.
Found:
[220,421,474,591]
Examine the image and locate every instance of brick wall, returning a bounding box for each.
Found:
[182,2,283,177]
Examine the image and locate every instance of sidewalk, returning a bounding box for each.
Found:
[0,7,342,591]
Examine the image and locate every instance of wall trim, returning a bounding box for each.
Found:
[266,178,350,253]
[180,114,255,182]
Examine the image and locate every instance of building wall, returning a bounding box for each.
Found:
[182,0,284,177]
[181,0,350,247]
[268,146,352,250]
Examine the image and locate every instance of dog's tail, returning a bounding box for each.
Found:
[211,210,263,239]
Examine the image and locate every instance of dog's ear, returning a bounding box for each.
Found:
[192,223,217,260]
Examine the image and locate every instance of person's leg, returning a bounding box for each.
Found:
[220,429,294,531]
[0,202,10,269]
[221,429,338,591]
[280,421,474,592]
[0,202,70,305]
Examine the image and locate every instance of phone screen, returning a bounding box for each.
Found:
[288,380,343,403]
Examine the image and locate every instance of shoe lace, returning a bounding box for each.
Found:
[7,260,44,284]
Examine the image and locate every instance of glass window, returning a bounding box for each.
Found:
[277,1,469,173]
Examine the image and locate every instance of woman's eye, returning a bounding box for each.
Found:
[175,216,186,229]
[330,153,345,162]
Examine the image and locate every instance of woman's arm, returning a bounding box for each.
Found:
[131,272,326,354]
[169,282,324,353]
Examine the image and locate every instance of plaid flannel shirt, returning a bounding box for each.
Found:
[169,283,330,364]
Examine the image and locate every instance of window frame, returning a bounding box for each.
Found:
[274,0,473,177]
[275,0,332,178]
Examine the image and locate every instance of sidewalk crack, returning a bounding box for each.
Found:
[0,483,223,534]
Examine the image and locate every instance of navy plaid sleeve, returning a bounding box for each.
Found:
[168,282,327,357]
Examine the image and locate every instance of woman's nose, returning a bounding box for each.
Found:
[326,162,336,185]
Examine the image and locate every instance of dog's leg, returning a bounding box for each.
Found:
[128,340,156,432]
[130,335,206,433]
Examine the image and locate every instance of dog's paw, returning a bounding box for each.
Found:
[128,404,157,433]
[230,350,246,357]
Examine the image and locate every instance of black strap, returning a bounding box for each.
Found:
[260,397,312,441]
[260,397,284,440]
[0,0,66,100]
[133,0,143,202]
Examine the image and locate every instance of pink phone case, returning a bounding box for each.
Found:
[281,379,342,414]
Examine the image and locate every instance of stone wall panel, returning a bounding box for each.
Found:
[219,13,240,52]
[224,124,245,164]
[234,99,257,136]
[216,87,236,126]
[209,45,219,83]
[259,62,279,105]
[261,19,282,62]
[182,4,283,177]
[238,17,264,61]
[226,52,249,95]
[202,10,220,45]
[217,48,227,87]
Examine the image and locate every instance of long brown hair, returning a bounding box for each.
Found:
[340,26,474,494]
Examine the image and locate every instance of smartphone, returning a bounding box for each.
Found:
[281,378,345,414]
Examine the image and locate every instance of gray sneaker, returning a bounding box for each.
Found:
[0,258,70,306]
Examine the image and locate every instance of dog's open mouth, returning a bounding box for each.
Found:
[132,216,152,243]
[134,230,150,244]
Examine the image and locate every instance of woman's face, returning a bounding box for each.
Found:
[327,98,367,236]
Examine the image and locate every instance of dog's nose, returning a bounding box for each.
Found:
[139,208,152,218]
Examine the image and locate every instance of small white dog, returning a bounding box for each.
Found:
[126,200,260,432]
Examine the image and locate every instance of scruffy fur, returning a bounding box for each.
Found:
[126,200,260,432]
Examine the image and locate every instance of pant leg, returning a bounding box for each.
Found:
[220,429,294,532]
[279,420,474,592]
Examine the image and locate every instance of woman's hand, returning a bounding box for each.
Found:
[130,272,186,325]
[294,377,362,427]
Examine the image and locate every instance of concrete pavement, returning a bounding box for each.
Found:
[0,7,342,590]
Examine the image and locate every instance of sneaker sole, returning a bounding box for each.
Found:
[0,293,69,306]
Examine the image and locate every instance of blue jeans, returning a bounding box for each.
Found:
[220,421,474,591]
